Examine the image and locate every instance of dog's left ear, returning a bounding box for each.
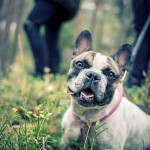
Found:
[72,30,92,57]
[111,44,132,72]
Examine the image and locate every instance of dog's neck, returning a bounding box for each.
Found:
[71,86,121,123]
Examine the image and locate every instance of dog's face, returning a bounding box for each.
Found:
[67,30,132,107]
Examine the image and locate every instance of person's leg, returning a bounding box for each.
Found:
[45,22,62,74]
[133,0,150,75]
[45,6,69,74]
[24,1,56,75]
[127,0,150,87]
[130,36,150,76]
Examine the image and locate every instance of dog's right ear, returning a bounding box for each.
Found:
[111,44,132,72]
[72,30,92,58]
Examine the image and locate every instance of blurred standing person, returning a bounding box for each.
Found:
[127,0,150,87]
[24,0,80,76]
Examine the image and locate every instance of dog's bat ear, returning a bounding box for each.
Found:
[72,30,92,57]
[111,44,132,72]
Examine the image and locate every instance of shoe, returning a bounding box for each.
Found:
[126,75,141,88]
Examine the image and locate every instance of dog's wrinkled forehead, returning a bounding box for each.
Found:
[93,53,120,73]
[72,51,120,74]
[69,30,132,80]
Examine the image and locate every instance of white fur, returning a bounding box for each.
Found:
[93,53,108,70]
[93,53,120,74]
[62,52,150,149]
[61,90,150,149]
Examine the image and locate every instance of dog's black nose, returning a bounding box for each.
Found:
[86,71,101,81]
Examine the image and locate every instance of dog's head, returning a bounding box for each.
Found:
[67,30,132,107]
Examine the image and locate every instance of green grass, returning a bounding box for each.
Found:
[0,69,149,149]
[0,72,69,149]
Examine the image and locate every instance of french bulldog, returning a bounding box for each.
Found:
[61,30,150,150]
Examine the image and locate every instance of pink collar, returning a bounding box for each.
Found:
[72,83,126,124]
[100,83,126,122]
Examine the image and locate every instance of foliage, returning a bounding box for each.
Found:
[0,73,69,149]
[0,69,149,149]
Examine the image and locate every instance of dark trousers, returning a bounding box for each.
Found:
[24,1,67,74]
[131,0,150,78]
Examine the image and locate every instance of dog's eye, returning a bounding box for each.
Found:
[107,71,115,79]
[75,61,83,68]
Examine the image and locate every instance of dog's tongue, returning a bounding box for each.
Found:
[81,89,94,99]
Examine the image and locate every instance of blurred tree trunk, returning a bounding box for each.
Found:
[0,0,4,20]
[120,0,130,44]
[90,0,100,36]
[0,0,15,74]
[96,0,108,49]
[10,0,26,65]
[0,0,26,74]
[75,3,82,31]
[0,0,5,42]
[90,0,108,50]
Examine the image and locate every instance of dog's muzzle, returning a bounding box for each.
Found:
[67,70,107,107]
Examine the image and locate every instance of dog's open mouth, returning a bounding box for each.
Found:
[68,87,95,101]
[67,87,110,107]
